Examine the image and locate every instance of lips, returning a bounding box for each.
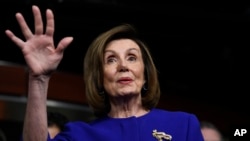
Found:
[117,77,133,84]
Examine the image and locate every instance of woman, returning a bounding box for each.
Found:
[5,5,204,141]
[200,121,224,141]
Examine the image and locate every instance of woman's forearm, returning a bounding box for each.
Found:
[23,74,50,141]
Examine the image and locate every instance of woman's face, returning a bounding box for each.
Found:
[103,39,145,97]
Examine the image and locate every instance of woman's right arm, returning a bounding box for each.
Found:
[5,5,73,141]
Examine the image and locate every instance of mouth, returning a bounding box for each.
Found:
[117,77,133,84]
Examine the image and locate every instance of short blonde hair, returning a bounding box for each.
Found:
[84,24,160,117]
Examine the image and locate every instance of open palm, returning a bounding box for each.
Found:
[5,5,73,76]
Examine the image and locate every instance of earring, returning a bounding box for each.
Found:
[99,91,105,96]
[141,85,148,96]
[98,87,105,97]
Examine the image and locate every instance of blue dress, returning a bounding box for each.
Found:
[50,108,204,141]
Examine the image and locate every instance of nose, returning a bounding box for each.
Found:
[118,60,129,72]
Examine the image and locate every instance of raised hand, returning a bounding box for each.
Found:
[5,5,73,76]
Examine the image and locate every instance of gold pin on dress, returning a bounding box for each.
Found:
[152,129,172,141]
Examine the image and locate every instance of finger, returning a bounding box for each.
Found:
[45,9,54,37]
[56,37,74,53]
[15,13,33,39]
[32,5,44,35]
[5,30,25,49]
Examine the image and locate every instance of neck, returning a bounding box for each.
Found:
[108,95,149,118]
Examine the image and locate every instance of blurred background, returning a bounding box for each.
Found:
[0,1,249,140]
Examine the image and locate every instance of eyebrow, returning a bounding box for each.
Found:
[104,48,140,54]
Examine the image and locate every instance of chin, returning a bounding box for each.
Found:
[117,90,139,96]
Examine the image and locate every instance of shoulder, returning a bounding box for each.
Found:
[152,108,197,119]
[150,108,200,125]
[64,121,90,130]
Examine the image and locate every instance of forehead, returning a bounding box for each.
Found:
[105,39,140,51]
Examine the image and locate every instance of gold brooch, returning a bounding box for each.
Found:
[152,129,172,141]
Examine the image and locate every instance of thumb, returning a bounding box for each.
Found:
[56,37,74,53]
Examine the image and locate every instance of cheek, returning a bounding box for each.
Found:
[134,65,145,83]
[103,67,116,81]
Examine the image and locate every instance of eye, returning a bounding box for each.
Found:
[128,55,136,62]
[106,56,117,64]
